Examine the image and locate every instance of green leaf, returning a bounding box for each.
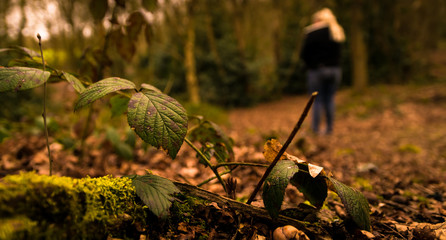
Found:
[262,160,299,219]
[328,177,371,231]
[110,95,130,118]
[127,90,188,159]
[128,174,180,217]
[62,72,85,93]
[141,83,161,92]
[0,46,40,58]
[0,67,50,92]
[115,142,134,160]
[106,127,121,146]
[89,0,108,22]
[188,119,234,163]
[142,0,158,11]
[290,163,327,208]
[74,77,135,111]
[125,129,137,148]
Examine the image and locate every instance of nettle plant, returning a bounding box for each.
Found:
[0,43,370,231]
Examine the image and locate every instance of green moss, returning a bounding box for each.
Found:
[353,177,373,191]
[170,195,207,224]
[0,216,38,239]
[0,172,148,240]
[398,144,421,153]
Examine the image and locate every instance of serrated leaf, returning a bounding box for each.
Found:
[290,164,327,208]
[141,83,161,92]
[328,177,371,231]
[128,174,180,217]
[62,71,85,93]
[127,90,188,159]
[74,77,135,111]
[188,119,234,163]
[0,67,50,92]
[262,160,299,219]
[110,95,130,118]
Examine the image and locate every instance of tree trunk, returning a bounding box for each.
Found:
[184,0,200,105]
[230,0,247,61]
[350,1,369,91]
[204,6,226,80]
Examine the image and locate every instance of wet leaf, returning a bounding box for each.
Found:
[74,77,135,111]
[290,164,327,208]
[328,177,371,231]
[263,160,299,218]
[127,174,180,218]
[0,67,50,92]
[62,71,85,93]
[127,89,188,159]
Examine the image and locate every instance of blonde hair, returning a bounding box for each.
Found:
[312,8,345,43]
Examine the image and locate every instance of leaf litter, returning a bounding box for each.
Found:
[0,84,445,238]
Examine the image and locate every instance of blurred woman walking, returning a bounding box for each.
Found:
[300,8,345,135]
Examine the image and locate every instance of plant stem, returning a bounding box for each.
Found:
[215,162,268,169]
[197,170,231,187]
[37,34,52,176]
[79,9,115,163]
[246,92,318,205]
[184,137,227,193]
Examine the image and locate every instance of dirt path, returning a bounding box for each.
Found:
[223,84,446,237]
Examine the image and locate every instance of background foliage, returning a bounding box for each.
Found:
[1,0,445,108]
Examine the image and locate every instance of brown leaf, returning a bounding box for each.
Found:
[263,139,288,162]
[126,11,146,41]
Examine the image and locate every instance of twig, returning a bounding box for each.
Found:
[378,222,407,240]
[37,34,53,176]
[246,92,318,205]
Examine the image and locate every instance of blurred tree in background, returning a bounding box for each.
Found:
[1,0,446,108]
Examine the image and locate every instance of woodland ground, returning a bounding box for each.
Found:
[1,83,446,239]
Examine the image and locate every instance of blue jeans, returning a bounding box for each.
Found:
[307,67,341,134]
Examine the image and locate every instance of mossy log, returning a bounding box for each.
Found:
[0,172,330,239]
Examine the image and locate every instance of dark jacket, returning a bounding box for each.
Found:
[300,26,342,69]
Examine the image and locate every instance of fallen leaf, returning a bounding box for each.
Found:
[308,163,324,178]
